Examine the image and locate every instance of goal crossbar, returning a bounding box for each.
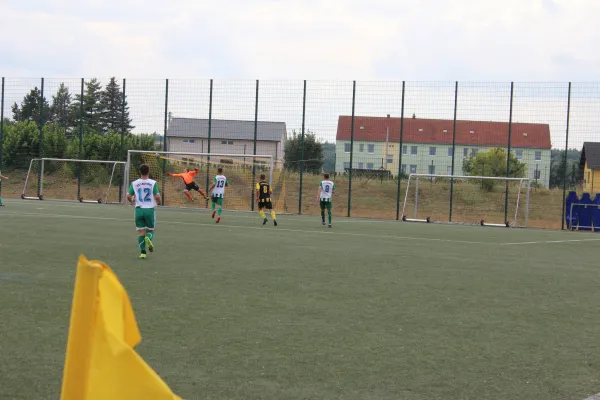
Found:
[22,158,126,203]
[402,173,531,227]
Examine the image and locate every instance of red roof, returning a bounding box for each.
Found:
[336,116,551,149]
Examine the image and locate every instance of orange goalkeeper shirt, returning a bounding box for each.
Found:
[171,170,197,184]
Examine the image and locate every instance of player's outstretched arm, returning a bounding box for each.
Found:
[0,174,8,180]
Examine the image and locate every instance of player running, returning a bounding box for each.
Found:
[126,164,162,259]
[166,167,207,202]
[317,173,335,228]
[208,167,228,223]
[255,174,277,226]
[0,171,8,207]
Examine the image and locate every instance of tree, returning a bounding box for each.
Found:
[11,87,51,125]
[284,130,324,174]
[99,77,134,134]
[549,148,580,188]
[73,78,104,133]
[462,147,527,191]
[322,141,336,172]
[50,83,73,130]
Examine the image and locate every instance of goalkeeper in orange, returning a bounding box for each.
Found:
[166,167,208,202]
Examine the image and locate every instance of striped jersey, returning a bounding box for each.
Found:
[212,175,228,197]
[128,178,159,208]
[319,180,335,201]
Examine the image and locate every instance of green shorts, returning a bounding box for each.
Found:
[320,200,332,211]
[135,207,156,231]
[211,196,223,206]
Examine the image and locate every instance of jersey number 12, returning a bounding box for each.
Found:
[137,187,152,202]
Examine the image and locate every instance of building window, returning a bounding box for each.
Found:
[358,162,364,169]
[368,144,375,154]
[535,151,542,161]
[448,147,453,157]
[428,165,436,175]
[359,144,364,152]
[447,166,453,175]
[367,163,374,169]
[343,162,350,170]
[516,150,523,160]
[411,146,418,155]
[464,148,469,157]
[386,155,393,164]
[220,140,233,145]
[534,169,541,180]
[410,165,417,174]
[402,145,408,155]
[471,149,478,157]
[183,139,196,143]
[401,164,407,173]
[429,147,436,156]
[344,143,351,153]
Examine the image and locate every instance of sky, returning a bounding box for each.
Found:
[1,0,600,148]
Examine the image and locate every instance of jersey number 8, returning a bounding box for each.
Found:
[324,185,330,193]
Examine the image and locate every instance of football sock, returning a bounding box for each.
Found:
[259,210,266,219]
[328,211,332,224]
[138,236,146,251]
[0,197,3,205]
[271,211,277,221]
[211,201,216,210]
[321,210,325,221]
[146,231,154,241]
[185,192,193,200]
[218,207,223,216]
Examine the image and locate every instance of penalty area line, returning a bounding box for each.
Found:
[500,238,600,246]
[1,211,500,246]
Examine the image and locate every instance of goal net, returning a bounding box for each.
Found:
[22,158,126,203]
[401,174,530,227]
[125,151,281,212]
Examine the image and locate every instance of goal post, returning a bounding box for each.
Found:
[21,158,126,203]
[401,174,531,227]
[125,150,278,212]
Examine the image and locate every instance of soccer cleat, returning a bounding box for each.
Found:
[322,221,326,226]
[328,224,332,228]
[263,218,268,225]
[274,220,278,227]
[216,217,221,224]
[145,236,154,253]
[212,210,216,219]
[139,253,147,259]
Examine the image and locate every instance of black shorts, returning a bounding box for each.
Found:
[258,200,273,210]
[185,182,200,191]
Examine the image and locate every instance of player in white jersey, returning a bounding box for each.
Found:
[208,167,228,223]
[317,173,335,228]
[126,164,162,259]
[0,170,8,206]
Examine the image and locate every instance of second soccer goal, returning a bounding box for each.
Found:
[401,174,531,227]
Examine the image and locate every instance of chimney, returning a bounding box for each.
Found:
[412,113,416,119]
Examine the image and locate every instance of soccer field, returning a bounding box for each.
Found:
[2,200,600,400]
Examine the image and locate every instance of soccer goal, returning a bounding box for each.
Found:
[125,150,279,212]
[401,174,531,227]
[22,158,126,204]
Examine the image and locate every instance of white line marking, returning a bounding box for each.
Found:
[1,211,498,246]
[501,238,600,245]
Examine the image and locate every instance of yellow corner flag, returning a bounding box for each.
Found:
[60,255,182,400]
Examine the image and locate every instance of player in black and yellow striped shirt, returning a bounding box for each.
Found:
[255,174,277,226]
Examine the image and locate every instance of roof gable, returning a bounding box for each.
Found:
[336,116,551,149]
[167,118,287,142]
[582,142,600,168]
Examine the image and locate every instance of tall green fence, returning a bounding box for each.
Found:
[1,78,596,229]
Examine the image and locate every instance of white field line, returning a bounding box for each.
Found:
[2,211,498,246]
[500,238,600,246]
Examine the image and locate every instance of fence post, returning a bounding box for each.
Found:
[37,77,46,198]
[161,79,169,205]
[299,80,307,214]
[119,78,126,202]
[205,79,213,206]
[347,80,356,218]
[251,79,259,211]
[77,78,84,200]
[0,77,4,203]
[449,81,459,222]
[395,81,406,220]
[561,82,572,230]
[504,81,515,223]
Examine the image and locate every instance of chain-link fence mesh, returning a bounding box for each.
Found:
[1,78,595,229]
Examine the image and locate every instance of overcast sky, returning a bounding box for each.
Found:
[2,0,599,80]
[1,0,599,148]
